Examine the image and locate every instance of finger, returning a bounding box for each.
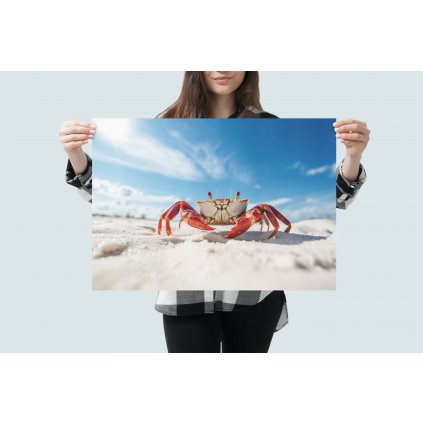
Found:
[60,134,93,143]
[62,120,95,128]
[335,123,370,135]
[336,133,368,142]
[59,125,96,136]
[340,140,354,147]
[333,119,367,128]
[65,140,89,149]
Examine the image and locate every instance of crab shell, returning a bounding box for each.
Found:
[196,198,249,225]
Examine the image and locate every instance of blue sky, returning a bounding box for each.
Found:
[92,118,336,222]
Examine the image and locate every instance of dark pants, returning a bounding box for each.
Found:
[163,291,283,353]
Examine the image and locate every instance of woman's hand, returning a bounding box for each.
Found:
[334,119,370,182]
[59,120,96,175]
[59,120,96,155]
[334,119,370,159]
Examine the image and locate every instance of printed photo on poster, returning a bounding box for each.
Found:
[92,118,336,290]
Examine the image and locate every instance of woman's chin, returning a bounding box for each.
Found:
[210,85,236,95]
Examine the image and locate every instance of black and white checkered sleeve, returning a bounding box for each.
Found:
[336,158,367,209]
[65,152,92,203]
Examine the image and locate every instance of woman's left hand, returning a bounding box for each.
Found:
[334,119,370,158]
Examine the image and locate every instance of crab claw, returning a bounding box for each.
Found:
[187,215,215,231]
[224,215,254,239]
[180,210,215,232]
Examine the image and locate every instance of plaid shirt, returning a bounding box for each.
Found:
[65,109,366,332]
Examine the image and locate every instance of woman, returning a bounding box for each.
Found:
[59,71,370,353]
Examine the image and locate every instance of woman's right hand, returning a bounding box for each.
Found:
[59,120,96,156]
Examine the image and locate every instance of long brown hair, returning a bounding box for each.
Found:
[157,71,263,118]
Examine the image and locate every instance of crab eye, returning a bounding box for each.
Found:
[235,191,240,200]
[208,192,212,200]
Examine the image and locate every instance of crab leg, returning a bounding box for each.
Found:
[260,204,291,238]
[258,216,263,232]
[225,203,291,239]
[158,201,185,236]
[264,204,291,233]
[262,207,280,239]
[258,213,270,232]
[158,201,215,236]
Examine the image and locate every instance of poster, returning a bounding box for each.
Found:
[92,118,336,290]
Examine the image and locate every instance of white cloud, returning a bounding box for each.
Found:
[92,178,178,219]
[289,160,304,170]
[93,118,132,141]
[193,144,227,179]
[285,206,321,221]
[168,129,228,180]
[235,171,252,184]
[227,160,253,185]
[267,197,291,206]
[93,178,177,203]
[254,184,262,189]
[94,118,257,185]
[94,119,202,181]
[169,129,183,140]
[306,165,331,176]
[305,197,320,204]
[288,159,337,177]
[124,135,201,180]
[93,200,166,220]
[249,197,291,209]
[284,205,335,221]
[284,197,335,221]
[247,193,335,222]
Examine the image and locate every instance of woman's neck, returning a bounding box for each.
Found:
[209,94,237,118]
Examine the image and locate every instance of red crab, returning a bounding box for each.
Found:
[157,192,291,239]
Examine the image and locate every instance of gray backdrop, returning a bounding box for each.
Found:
[0,72,421,352]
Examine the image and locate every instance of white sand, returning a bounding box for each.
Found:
[92,215,336,290]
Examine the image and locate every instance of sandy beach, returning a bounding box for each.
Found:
[92,215,336,290]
